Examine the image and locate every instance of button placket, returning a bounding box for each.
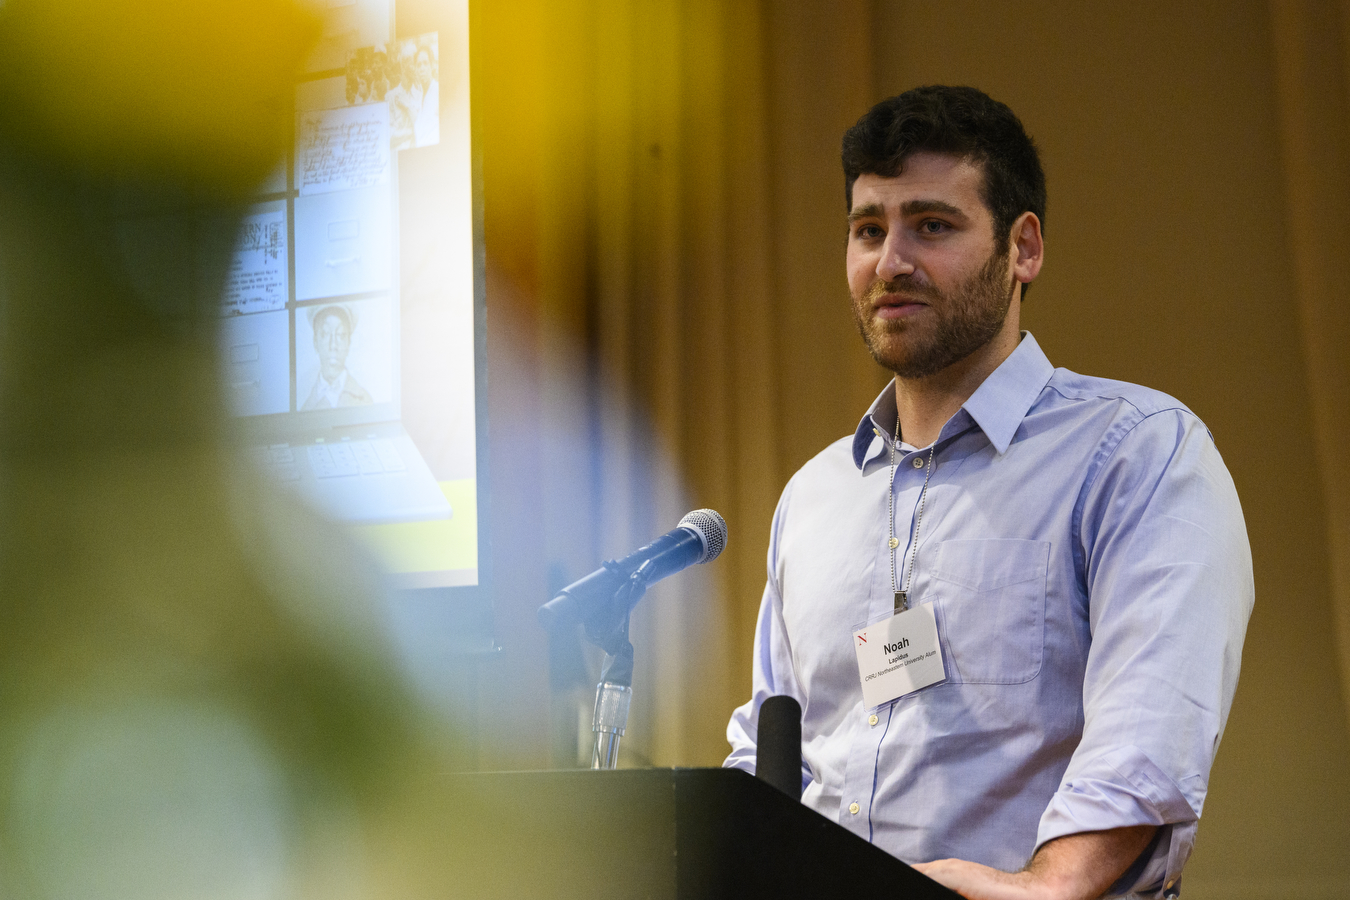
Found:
[838,700,887,836]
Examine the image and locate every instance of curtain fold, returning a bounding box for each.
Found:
[1269,0,1350,726]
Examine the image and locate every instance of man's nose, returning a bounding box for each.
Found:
[876,233,915,282]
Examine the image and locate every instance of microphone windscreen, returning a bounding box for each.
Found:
[756,694,802,800]
[678,508,727,563]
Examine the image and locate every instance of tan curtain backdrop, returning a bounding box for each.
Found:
[1269,0,1350,728]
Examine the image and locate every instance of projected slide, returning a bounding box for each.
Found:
[221,0,479,590]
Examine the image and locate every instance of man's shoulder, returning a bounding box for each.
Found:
[1038,368,1222,478]
[1044,367,1199,422]
[795,433,860,477]
[776,434,863,504]
[341,372,374,404]
[769,433,875,549]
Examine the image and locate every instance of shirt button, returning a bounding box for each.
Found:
[873,428,882,437]
[848,801,860,815]
[912,456,924,468]
[868,714,879,726]
[888,537,899,549]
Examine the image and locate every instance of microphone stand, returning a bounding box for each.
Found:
[590,639,633,769]
[585,565,652,769]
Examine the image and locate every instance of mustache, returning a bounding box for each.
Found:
[863,276,941,305]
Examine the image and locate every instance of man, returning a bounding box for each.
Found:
[410,44,439,148]
[724,86,1253,900]
[386,46,418,151]
[371,50,391,101]
[302,304,373,410]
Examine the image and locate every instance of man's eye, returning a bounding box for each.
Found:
[919,220,948,234]
[855,224,883,239]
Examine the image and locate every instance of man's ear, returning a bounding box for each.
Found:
[1011,212,1044,286]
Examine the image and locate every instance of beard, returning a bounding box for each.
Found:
[852,247,1015,379]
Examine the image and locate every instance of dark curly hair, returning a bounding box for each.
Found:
[842,86,1046,256]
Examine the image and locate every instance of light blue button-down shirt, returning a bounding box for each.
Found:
[725,333,1253,897]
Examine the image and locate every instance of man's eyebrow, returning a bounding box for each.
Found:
[901,199,966,219]
[846,202,884,224]
[846,199,970,223]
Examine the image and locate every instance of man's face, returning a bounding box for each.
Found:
[314,312,351,379]
[846,152,1017,379]
[415,50,432,87]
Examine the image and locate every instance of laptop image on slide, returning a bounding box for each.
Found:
[219,48,452,526]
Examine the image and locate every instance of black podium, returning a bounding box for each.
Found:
[438,767,958,899]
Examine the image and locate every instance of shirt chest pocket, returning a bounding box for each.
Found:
[929,539,1050,685]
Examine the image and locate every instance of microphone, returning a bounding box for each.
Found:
[537,509,727,632]
[756,695,803,800]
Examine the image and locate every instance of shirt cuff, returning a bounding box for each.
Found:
[1036,745,1198,897]
[723,746,756,775]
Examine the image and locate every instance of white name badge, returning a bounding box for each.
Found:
[852,603,946,709]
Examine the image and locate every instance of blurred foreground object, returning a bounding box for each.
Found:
[0,1,512,897]
[0,0,316,189]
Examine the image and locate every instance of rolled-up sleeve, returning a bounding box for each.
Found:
[1037,409,1254,897]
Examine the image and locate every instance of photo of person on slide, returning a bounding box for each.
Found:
[301,304,374,410]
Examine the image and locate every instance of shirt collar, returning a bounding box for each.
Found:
[851,332,1055,468]
[319,369,348,404]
